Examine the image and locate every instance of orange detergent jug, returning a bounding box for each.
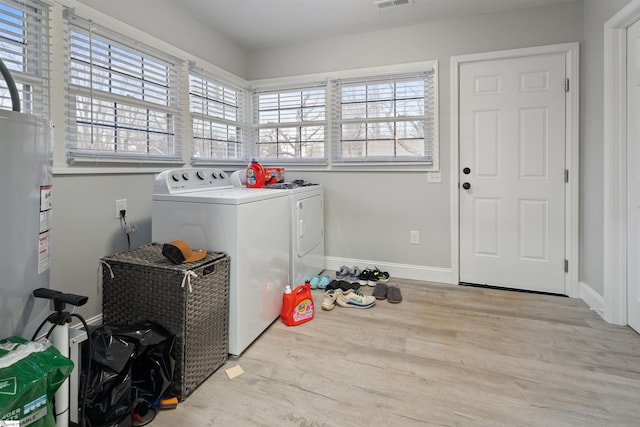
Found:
[280,282,314,326]
[246,158,265,188]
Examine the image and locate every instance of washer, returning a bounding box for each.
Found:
[268,182,325,285]
[152,168,290,356]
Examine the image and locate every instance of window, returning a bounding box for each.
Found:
[65,11,182,163]
[0,0,49,117]
[332,70,436,164]
[253,83,326,162]
[189,66,245,162]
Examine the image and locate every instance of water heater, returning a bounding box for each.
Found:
[0,109,53,340]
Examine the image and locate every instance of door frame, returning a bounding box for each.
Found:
[450,43,580,297]
[604,0,640,325]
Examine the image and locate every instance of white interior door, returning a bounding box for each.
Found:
[627,19,640,332]
[459,54,566,294]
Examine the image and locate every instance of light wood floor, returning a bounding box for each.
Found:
[150,278,640,426]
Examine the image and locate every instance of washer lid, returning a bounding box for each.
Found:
[153,187,289,205]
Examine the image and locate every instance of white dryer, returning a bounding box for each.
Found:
[286,184,325,285]
[152,168,290,356]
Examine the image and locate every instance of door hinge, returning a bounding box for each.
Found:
[565,169,569,183]
[565,78,570,93]
[564,259,569,273]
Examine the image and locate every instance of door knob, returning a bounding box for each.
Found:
[462,182,471,190]
[463,167,471,175]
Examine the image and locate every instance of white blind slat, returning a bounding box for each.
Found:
[331,70,435,164]
[65,10,182,162]
[252,83,327,162]
[189,65,245,162]
[0,0,50,117]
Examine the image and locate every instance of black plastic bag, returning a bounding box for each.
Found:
[83,321,175,426]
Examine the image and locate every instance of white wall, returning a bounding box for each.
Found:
[50,175,155,321]
[252,1,583,281]
[75,0,249,78]
[580,0,631,297]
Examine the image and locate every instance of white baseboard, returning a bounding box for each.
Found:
[325,256,454,284]
[578,281,605,318]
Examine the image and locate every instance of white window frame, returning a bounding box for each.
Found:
[252,82,328,164]
[64,9,183,165]
[250,61,438,170]
[0,0,50,118]
[331,70,436,166]
[189,64,246,164]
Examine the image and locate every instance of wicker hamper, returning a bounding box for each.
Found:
[100,243,230,400]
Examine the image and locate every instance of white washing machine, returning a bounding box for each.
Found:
[152,168,290,356]
[267,182,325,285]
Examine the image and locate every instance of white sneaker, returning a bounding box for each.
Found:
[322,289,339,311]
[336,289,375,309]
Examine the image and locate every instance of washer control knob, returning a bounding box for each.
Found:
[182,172,190,180]
[196,171,206,180]
[211,172,218,179]
[171,173,180,182]
[219,172,226,179]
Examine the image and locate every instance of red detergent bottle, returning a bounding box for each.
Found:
[246,158,266,188]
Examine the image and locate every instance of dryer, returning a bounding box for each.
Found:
[236,177,325,287]
[152,168,290,356]
[283,183,325,285]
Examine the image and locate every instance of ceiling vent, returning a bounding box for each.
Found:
[374,0,413,10]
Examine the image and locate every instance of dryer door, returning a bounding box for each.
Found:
[295,193,323,257]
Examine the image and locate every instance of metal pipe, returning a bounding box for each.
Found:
[0,56,21,112]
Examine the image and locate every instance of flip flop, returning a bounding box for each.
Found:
[387,286,402,303]
[372,283,388,300]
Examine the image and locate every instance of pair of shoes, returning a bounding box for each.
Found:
[326,280,360,292]
[372,283,402,303]
[310,275,332,289]
[322,288,376,310]
[358,269,379,286]
[336,288,376,309]
[358,268,391,286]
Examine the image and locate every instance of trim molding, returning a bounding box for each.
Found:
[450,42,580,297]
[578,281,605,319]
[603,0,640,325]
[324,256,455,285]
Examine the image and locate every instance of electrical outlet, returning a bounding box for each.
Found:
[426,171,441,183]
[115,199,127,218]
[127,223,137,233]
[410,230,420,245]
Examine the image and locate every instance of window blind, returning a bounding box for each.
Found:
[331,70,435,164]
[252,82,327,162]
[189,65,245,162]
[0,0,50,117]
[65,10,183,162]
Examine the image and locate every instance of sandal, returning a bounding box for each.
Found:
[317,275,332,289]
[372,283,388,300]
[386,286,402,304]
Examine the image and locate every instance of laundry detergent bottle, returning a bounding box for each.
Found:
[246,158,266,188]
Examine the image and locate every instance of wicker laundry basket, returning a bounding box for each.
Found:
[100,243,230,400]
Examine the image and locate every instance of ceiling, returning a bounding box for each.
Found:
[169,0,575,51]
